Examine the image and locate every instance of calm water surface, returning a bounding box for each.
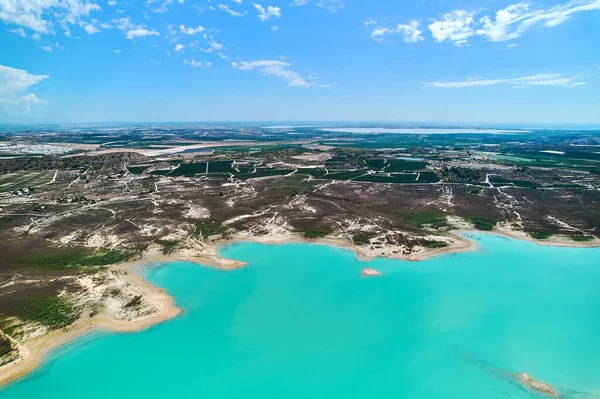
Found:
[2,234,599,398]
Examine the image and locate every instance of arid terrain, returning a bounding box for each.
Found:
[0,124,599,383]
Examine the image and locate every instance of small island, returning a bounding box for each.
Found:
[361,268,383,277]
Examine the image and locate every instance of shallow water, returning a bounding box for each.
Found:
[2,234,599,398]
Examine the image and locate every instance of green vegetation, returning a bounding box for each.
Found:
[419,239,449,249]
[323,170,368,181]
[569,235,594,242]
[440,167,480,183]
[383,159,428,172]
[528,231,552,240]
[400,211,448,229]
[169,162,208,177]
[17,296,80,330]
[469,187,483,194]
[17,248,141,270]
[207,161,235,173]
[193,220,228,239]
[158,240,181,255]
[0,334,12,357]
[126,165,150,174]
[301,228,333,239]
[236,169,294,180]
[296,168,328,178]
[0,171,56,193]
[352,233,373,246]
[355,172,439,184]
[124,295,143,309]
[467,216,497,231]
[489,177,541,188]
[149,169,172,176]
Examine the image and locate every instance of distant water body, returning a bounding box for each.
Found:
[262,126,530,134]
[2,234,599,398]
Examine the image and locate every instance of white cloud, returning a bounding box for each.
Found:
[41,45,52,51]
[316,0,343,13]
[425,73,586,88]
[271,25,279,31]
[183,59,212,68]
[476,0,600,42]
[0,0,101,34]
[428,10,475,46]
[9,27,27,36]
[84,24,99,34]
[424,0,600,46]
[126,27,160,39]
[108,0,117,5]
[113,17,134,30]
[146,0,181,14]
[113,49,121,53]
[371,20,424,43]
[253,3,280,21]
[0,64,49,116]
[209,39,223,50]
[115,18,160,40]
[364,18,376,26]
[291,0,343,13]
[0,65,49,97]
[232,60,326,87]
[179,24,204,34]
[174,43,184,51]
[218,4,245,16]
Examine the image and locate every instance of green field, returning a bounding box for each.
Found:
[236,169,294,180]
[0,171,56,193]
[296,168,328,178]
[169,162,208,177]
[322,170,368,181]
[207,161,235,173]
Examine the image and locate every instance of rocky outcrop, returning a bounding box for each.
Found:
[518,373,558,397]
[361,268,382,277]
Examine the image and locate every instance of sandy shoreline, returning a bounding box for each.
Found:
[0,260,181,388]
[0,229,597,388]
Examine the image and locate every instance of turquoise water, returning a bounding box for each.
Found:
[2,234,600,398]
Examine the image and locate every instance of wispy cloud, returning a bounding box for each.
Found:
[291,0,343,13]
[476,0,600,42]
[218,4,245,16]
[429,0,600,45]
[113,17,160,40]
[253,3,281,21]
[373,0,600,46]
[231,60,327,87]
[371,20,424,43]
[0,0,101,35]
[183,59,212,69]
[425,73,587,88]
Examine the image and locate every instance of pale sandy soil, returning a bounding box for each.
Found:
[71,140,317,158]
[0,228,597,387]
[46,143,101,151]
[291,153,332,162]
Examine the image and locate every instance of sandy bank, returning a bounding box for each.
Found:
[0,260,181,387]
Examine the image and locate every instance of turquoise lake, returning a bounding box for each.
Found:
[2,234,599,398]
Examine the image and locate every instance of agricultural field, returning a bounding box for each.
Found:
[0,171,56,193]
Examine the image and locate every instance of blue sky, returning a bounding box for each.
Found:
[1,0,599,124]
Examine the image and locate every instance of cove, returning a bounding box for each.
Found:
[1,234,599,398]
